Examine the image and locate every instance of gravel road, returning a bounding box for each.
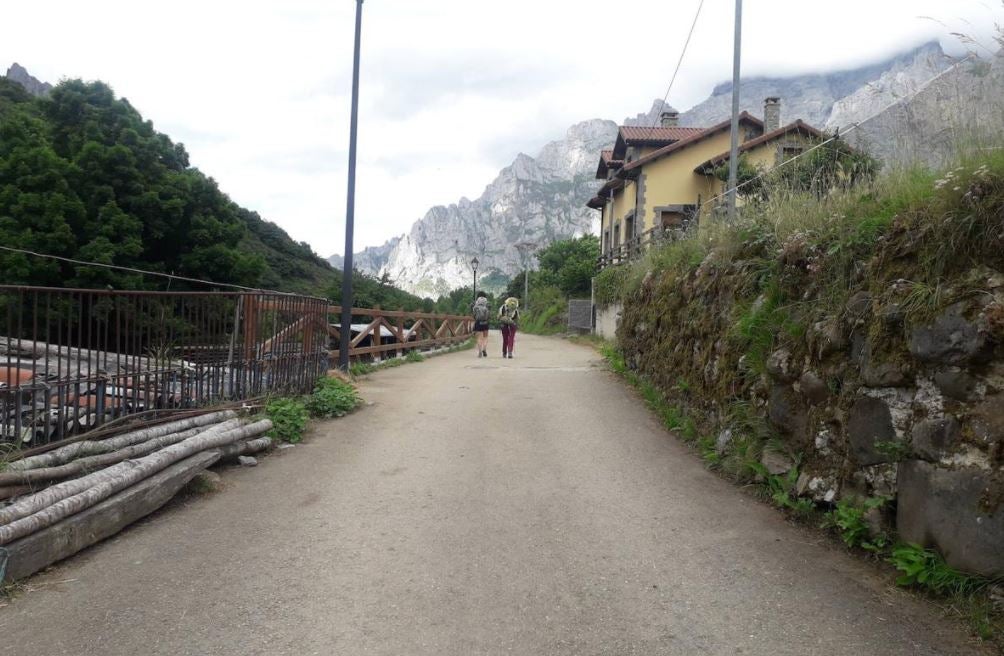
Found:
[0,334,989,655]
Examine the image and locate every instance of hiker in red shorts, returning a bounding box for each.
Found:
[498,297,519,359]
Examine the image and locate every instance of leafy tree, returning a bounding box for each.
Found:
[0,77,276,289]
[506,236,599,299]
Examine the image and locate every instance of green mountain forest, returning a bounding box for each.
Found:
[0,76,426,309]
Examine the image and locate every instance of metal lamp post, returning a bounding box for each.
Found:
[471,257,479,300]
[338,0,365,370]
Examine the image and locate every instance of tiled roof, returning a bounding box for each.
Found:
[611,126,707,160]
[619,112,765,175]
[618,126,704,143]
[595,150,625,180]
[694,120,825,171]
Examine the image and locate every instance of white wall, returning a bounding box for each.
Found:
[594,303,622,341]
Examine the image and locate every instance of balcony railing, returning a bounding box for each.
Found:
[598,225,689,269]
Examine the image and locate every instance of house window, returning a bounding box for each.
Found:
[613,222,621,248]
[661,211,685,228]
[780,145,803,163]
[603,230,610,254]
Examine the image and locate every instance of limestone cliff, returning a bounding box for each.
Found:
[377,119,617,297]
[839,50,1004,169]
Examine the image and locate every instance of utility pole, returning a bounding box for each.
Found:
[339,0,364,371]
[727,0,742,222]
[514,241,535,313]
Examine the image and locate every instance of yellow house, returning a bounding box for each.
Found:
[589,98,825,263]
[693,119,823,178]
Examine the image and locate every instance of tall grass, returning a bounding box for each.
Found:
[599,143,1004,313]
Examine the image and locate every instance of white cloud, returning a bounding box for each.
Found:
[3,0,1002,257]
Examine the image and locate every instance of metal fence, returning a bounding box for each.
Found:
[567,300,593,332]
[0,287,329,449]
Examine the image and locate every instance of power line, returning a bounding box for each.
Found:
[641,0,705,140]
[698,52,978,214]
[0,245,319,298]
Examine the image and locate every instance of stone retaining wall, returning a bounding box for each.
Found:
[616,250,1004,577]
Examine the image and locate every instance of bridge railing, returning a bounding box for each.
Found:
[327,306,473,362]
[0,286,475,451]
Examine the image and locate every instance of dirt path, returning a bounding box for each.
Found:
[0,334,989,655]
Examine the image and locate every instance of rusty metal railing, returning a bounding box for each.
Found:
[0,287,329,449]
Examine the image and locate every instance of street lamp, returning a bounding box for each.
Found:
[471,257,479,300]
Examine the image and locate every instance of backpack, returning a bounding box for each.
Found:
[499,305,518,326]
[473,303,489,322]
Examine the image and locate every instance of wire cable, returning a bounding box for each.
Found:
[640,0,705,141]
[0,245,323,298]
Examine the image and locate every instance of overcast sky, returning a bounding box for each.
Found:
[4,1,1003,257]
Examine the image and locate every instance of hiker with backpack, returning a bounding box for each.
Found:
[498,297,519,359]
[472,292,490,358]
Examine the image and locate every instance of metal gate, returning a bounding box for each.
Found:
[567,299,593,332]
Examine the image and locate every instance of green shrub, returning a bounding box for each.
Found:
[889,543,986,595]
[821,497,890,552]
[698,435,721,468]
[265,398,309,443]
[405,349,425,363]
[305,376,360,419]
[349,362,376,376]
[749,461,814,516]
[594,266,631,305]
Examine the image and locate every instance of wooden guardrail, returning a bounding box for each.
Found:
[327,306,473,362]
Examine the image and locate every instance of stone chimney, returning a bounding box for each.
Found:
[660,110,679,127]
[763,97,781,132]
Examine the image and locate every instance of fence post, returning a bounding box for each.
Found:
[372,307,382,363]
[396,316,405,359]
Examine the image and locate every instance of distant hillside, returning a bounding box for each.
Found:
[0,71,318,298]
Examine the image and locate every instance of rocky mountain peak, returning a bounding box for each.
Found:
[5,63,53,97]
[623,100,677,127]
